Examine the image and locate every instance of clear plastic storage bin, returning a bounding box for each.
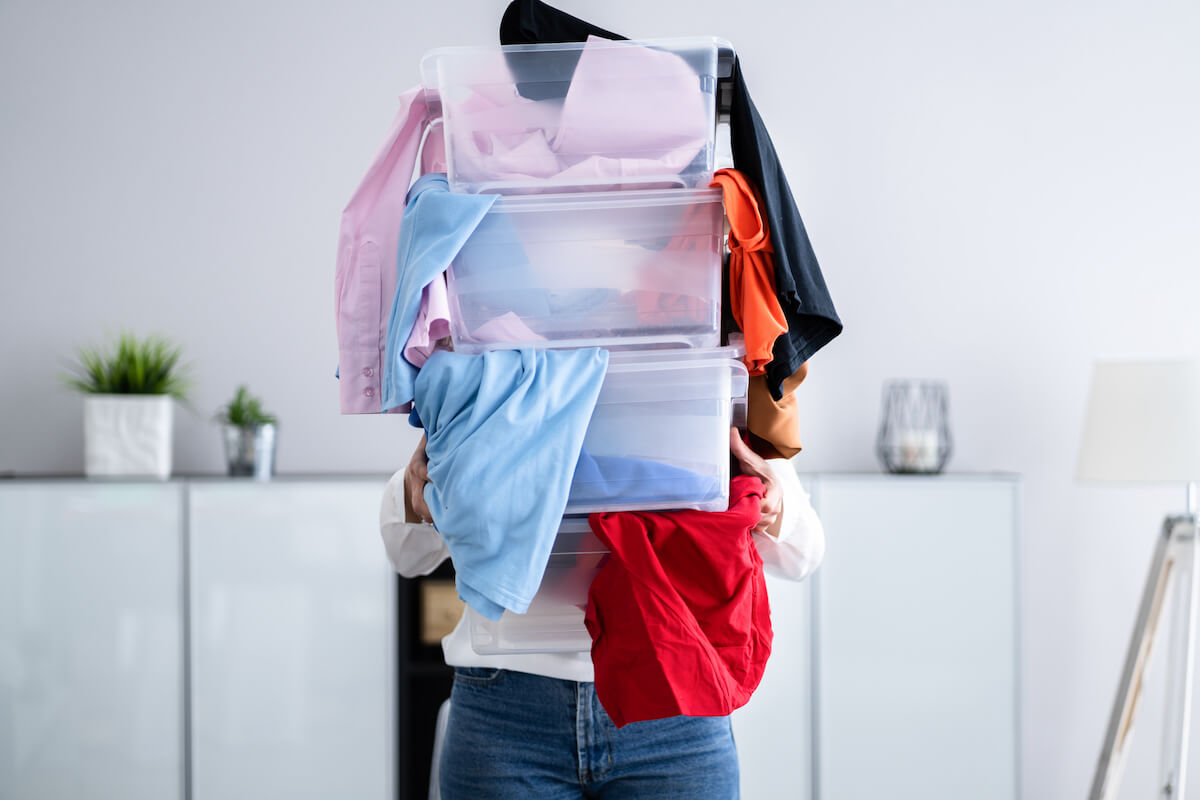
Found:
[469,344,747,655]
[468,517,606,655]
[447,187,723,352]
[565,344,747,515]
[420,37,733,194]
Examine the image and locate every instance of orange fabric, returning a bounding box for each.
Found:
[628,197,723,330]
[710,169,788,376]
[747,361,809,459]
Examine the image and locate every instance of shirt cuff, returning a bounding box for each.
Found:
[338,348,383,413]
[752,458,826,582]
[763,457,804,543]
[379,469,449,576]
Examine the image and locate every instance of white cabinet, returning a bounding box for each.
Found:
[0,479,396,800]
[734,474,1020,800]
[0,483,184,800]
[812,475,1019,800]
[187,481,395,800]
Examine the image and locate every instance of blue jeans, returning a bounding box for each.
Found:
[440,667,740,799]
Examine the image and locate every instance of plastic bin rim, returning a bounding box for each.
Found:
[554,519,607,554]
[606,342,745,363]
[420,35,734,65]
[605,356,746,376]
[481,186,724,214]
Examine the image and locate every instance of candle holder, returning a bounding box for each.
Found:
[876,380,952,475]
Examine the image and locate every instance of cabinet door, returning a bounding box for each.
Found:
[811,476,1019,800]
[188,481,394,800]
[0,483,184,800]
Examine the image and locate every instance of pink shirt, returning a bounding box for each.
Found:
[335,86,434,413]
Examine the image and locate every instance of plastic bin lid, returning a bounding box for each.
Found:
[554,516,607,555]
[486,186,724,214]
[420,36,735,85]
[606,340,744,366]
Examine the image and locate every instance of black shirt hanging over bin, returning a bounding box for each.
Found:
[499,0,843,400]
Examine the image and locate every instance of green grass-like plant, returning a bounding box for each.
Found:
[62,333,190,399]
[215,385,277,427]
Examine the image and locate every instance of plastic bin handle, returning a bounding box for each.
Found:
[732,396,748,431]
[728,359,749,399]
[717,44,736,79]
[716,44,736,117]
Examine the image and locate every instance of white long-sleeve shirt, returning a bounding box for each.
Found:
[380,458,824,682]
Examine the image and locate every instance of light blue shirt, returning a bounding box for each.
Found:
[380,173,497,412]
[414,347,609,620]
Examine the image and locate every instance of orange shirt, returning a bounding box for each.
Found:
[710,169,788,376]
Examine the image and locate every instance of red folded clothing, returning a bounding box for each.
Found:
[584,475,773,727]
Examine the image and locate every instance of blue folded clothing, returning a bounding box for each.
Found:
[414,347,609,620]
[569,451,719,511]
[381,173,497,413]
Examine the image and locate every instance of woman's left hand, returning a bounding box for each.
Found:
[729,428,783,536]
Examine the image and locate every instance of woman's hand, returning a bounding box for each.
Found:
[729,428,783,536]
[404,434,434,524]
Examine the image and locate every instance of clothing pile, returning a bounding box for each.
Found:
[338,0,841,725]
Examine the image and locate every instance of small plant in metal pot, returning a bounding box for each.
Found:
[215,385,278,479]
[62,332,191,479]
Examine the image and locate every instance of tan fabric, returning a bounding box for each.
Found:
[747,362,809,459]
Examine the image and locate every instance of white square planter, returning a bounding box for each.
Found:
[83,395,174,479]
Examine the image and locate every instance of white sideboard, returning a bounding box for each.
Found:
[2,473,1018,800]
[734,473,1020,800]
[0,478,394,800]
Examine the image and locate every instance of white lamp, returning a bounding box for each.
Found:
[1080,360,1200,800]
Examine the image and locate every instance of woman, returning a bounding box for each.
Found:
[381,429,824,799]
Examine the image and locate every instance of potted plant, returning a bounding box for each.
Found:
[215,385,278,479]
[62,332,190,479]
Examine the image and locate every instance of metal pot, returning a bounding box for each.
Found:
[221,423,277,480]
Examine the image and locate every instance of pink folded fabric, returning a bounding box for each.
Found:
[446,37,708,190]
[404,276,452,368]
[552,36,707,168]
[470,312,546,345]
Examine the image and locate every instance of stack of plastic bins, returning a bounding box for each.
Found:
[419,37,734,195]
[446,186,743,513]
[420,37,741,654]
[467,344,749,656]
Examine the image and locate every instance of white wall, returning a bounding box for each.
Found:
[1,0,1198,797]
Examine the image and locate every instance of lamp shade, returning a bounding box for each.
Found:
[1077,360,1200,483]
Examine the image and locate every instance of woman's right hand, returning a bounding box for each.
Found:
[729,428,783,536]
[405,433,433,524]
